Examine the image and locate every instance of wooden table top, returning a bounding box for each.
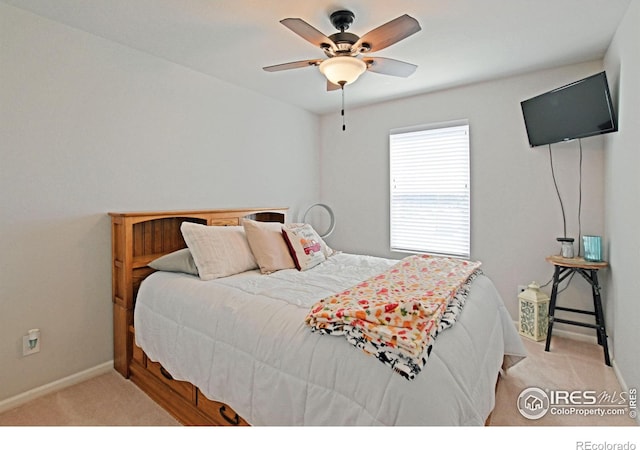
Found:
[546,255,608,269]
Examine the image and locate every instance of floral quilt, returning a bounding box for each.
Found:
[305,254,482,380]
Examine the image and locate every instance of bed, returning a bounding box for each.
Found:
[109,207,526,426]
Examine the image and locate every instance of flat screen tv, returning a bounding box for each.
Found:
[520,71,618,147]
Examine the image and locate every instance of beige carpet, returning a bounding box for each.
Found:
[0,368,179,426]
[0,335,636,427]
[492,335,636,426]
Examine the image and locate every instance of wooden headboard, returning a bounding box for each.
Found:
[109,207,288,377]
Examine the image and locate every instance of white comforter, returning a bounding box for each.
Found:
[134,253,526,426]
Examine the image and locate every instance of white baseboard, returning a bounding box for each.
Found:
[550,327,599,344]
[0,361,114,415]
[611,360,640,426]
[514,319,599,344]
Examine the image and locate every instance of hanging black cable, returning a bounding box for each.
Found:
[549,144,567,238]
[577,139,583,256]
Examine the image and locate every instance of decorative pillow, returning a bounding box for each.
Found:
[180,222,258,281]
[318,234,338,259]
[148,248,198,276]
[242,219,296,274]
[282,223,327,271]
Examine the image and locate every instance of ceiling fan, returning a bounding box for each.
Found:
[263,9,422,91]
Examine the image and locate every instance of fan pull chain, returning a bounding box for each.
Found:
[339,81,346,131]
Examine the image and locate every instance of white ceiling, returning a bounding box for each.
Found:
[2,0,631,114]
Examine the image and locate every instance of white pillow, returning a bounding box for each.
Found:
[180,222,257,280]
[282,223,327,271]
[242,219,296,274]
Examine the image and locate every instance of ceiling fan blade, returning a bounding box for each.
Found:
[280,18,337,51]
[263,59,323,72]
[364,57,417,77]
[326,80,341,91]
[355,14,421,52]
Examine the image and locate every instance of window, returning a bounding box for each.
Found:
[389,120,470,258]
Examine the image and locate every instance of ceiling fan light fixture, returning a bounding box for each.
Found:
[319,56,367,86]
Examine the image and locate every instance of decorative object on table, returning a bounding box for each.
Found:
[582,235,602,261]
[518,282,550,342]
[557,237,575,258]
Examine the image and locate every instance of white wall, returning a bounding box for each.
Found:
[604,0,640,396]
[319,61,607,328]
[0,4,319,402]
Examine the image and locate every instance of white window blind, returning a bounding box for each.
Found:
[390,121,470,258]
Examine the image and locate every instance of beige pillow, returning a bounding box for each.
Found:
[282,223,327,271]
[180,222,257,281]
[242,219,296,274]
[148,248,198,276]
